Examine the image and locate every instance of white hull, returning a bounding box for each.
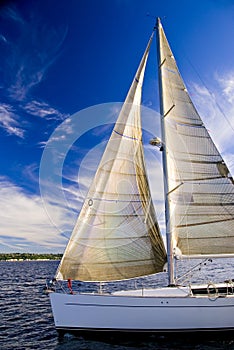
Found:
[50,286,234,333]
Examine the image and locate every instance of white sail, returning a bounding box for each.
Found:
[157,20,234,257]
[56,32,166,282]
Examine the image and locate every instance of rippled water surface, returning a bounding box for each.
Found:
[1,260,234,349]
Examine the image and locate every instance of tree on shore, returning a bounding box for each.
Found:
[0,253,62,261]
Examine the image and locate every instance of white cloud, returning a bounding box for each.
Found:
[0,103,24,138]
[2,5,25,24]
[0,178,72,252]
[38,117,74,148]
[217,71,234,104]
[0,5,69,139]
[1,5,67,102]
[0,100,68,139]
[24,100,68,120]
[0,34,7,43]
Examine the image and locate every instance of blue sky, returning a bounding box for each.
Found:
[1,0,234,253]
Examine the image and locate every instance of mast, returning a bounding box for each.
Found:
[156,17,175,286]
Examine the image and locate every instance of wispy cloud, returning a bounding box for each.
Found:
[0,98,69,139]
[0,34,7,43]
[0,5,69,138]
[0,103,24,137]
[0,98,68,139]
[0,5,67,102]
[24,100,68,120]
[38,117,73,149]
[2,5,25,24]
[22,163,39,185]
[0,177,72,252]
[216,71,234,104]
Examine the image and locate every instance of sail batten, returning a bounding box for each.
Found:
[157,19,234,257]
[56,31,166,282]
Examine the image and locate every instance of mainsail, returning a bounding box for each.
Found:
[56,32,166,281]
[157,19,234,258]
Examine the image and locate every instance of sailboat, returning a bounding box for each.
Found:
[48,18,234,334]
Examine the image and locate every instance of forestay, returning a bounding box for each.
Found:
[56,32,166,282]
[157,20,234,257]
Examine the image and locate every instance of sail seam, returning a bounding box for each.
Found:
[173,159,225,165]
[175,202,234,206]
[78,236,151,240]
[87,198,146,203]
[114,129,139,141]
[181,213,234,217]
[66,259,157,265]
[176,217,234,228]
[172,176,229,182]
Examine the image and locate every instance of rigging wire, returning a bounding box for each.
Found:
[175,258,212,284]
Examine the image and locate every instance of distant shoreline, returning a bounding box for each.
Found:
[0,253,62,261]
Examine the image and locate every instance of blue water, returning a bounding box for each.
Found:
[1,260,234,349]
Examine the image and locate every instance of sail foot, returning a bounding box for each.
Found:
[57,256,165,282]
